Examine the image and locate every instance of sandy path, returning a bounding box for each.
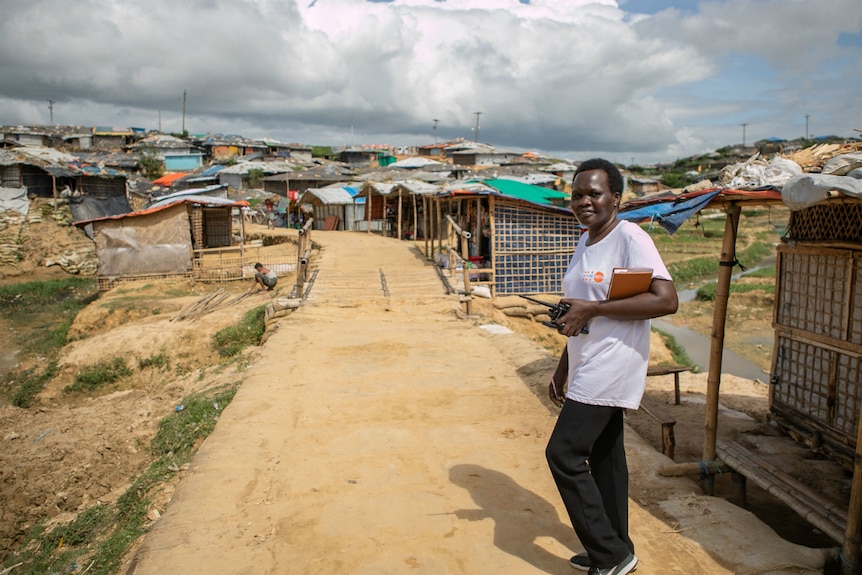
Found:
[127,232,825,575]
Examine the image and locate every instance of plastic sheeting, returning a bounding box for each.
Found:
[780,173,862,211]
[618,190,721,234]
[93,203,192,276]
[0,187,29,216]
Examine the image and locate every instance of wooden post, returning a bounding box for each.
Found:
[702,202,741,496]
[412,194,418,245]
[488,196,496,298]
[366,186,372,234]
[436,198,443,257]
[462,265,473,314]
[842,413,862,574]
[397,190,403,240]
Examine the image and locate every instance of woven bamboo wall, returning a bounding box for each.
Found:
[786,201,862,243]
[492,201,579,295]
[771,243,862,467]
[202,207,232,247]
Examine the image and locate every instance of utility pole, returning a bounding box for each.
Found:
[473,112,482,143]
[47,99,55,124]
[805,114,810,140]
[182,90,187,135]
[433,119,439,144]
[741,123,748,147]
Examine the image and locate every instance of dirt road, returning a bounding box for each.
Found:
[126,231,825,575]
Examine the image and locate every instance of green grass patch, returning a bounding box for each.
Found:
[212,305,267,357]
[4,361,59,408]
[743,265,776,278]
[137,351,170,371]
[3,382,240,575]
[64,358,132,393]
[695,281,775,302]
[0,277,97,359]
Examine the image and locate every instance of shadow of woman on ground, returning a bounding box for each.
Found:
[449,463,578,573]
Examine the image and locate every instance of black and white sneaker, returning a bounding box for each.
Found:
[587,552,638,575]
[569,552,591,571]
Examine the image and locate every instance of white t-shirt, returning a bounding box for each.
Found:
[562,220,672,409]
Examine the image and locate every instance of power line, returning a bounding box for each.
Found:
[47,99,55,124]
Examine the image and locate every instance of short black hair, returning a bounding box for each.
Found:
[573,158,624,197]
[254,262,262,269]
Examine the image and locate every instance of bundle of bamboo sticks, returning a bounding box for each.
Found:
[171,289,255,322]
[783,142,862,172]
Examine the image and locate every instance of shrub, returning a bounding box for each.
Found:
[212,305,267,357]
[65,358,132,393]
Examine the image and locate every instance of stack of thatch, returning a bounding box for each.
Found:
[782,141,862,172]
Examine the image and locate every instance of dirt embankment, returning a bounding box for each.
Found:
[0,218,842,574]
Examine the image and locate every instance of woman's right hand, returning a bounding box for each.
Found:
[549,375,565,408]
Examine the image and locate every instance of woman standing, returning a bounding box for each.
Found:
[546,158,678,575]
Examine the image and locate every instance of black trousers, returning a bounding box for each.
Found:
[546,400,633,568]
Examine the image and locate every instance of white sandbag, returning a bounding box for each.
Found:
[822,152,862,176]
[471,285,492,299]
[781,173,862,210]
[762,156,802,187]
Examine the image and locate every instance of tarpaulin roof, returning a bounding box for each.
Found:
[618,187,784,234]
[152,172,191,186]
[444,179,572,214]
[74,195,247,226]
[481,179,569,205]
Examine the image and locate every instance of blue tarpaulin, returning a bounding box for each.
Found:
[618,190,721,234]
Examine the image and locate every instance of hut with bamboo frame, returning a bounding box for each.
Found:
[74,195,296,291]
[429,181,580,297]
[357,179,442,238]
[299,184,363,231]
[357,181,397,235]
[621,184,862,571]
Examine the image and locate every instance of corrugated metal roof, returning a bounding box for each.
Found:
[301,187,355,205]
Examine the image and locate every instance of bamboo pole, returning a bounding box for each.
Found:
[843,409,862,574]
[397,190,403,240]
[702,202,741,496]
[366,186,372,234]
[488,196,496,297]
[412,194,418,244]
[436,197,443,257]
[424,198,431,257]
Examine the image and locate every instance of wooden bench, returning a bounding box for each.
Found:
[647,365,692,405]
[716,439,846,544]
[637,394,676,459]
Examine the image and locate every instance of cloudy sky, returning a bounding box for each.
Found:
[0,0,859,164]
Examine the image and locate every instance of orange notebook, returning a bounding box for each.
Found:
[606,267,653,300]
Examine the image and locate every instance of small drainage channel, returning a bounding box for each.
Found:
[659,263,774,382]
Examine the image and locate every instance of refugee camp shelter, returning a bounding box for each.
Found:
[618,181,862,570]
[299,185,362,231]
[357,179,443,239]
[770,196,862,469]
[433,180,579,296]
[74,195,272,290]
